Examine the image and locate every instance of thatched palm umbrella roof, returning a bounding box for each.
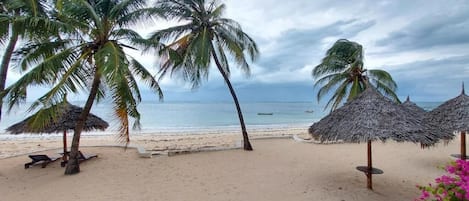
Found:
[6,102,109,164]
[308,87,443,190]
[6,103,109,134]
[425,86,469,134]
[401,96,453,148]
[402,96,426,116]
[309,88,441,145]
[425,84,469,158]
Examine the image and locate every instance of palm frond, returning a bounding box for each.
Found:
[313,39,398,111]
[129,58,163,100]
[29,56,90,113]
[111,28,142,41]
[191,27,212,68]
[23,100,68,133]
[324,80,350,112]
[209,3,225,19]
[0,14,11,45]
[118,7,165,26]
[348,76,364,101]
[147,23,193,45]
[368,69,397,91]
[316,72,349,102]
[312,39,363,77]
[13,39,73,71]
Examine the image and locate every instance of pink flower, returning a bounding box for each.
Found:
[419,190,430,200]
[447,166,456,174]
[416,160,469,200]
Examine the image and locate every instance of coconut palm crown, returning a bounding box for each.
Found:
[1,0,163,174]
[0,0,64,121]
[146,0,259,150]
[313,39,399,111]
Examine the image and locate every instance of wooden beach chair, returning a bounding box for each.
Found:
[79,151,98,161]
[24,154,60,169]
[60,151,98,167]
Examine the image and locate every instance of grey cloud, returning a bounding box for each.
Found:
[376,10,469,50]
[257,19,376,74]
[383,55,469,101]
[157,82,316,102]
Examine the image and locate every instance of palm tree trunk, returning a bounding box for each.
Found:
[0,24,19,122]
[64,70,101,175]
[210,47,253,151]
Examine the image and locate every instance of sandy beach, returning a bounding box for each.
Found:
[0,128,458,201]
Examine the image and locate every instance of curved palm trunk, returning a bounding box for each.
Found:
[64,70,101,175]
[0,25,19,122]
[210,47,253,151]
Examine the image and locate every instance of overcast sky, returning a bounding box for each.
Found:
[5,0,469,103]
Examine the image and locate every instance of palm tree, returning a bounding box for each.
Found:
[312,39,399,111]
[147,0,259,150]
[1,0,163,175]
[0,0,59,121]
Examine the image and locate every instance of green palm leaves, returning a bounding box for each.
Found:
[1,0,164,174]
[313,39,399,111]
[0,0,65,121]
[4,0,162,135]
[146,0,259,150]
[148,0,258,87]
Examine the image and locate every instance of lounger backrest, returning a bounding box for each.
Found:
[29,155,51,161]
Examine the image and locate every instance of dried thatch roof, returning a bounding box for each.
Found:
[425,86,469,133]
[309,87,442,145]
[7,103,109,134]
[402,96,426,116]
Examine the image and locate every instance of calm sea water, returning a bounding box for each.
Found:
[0,101,442,136]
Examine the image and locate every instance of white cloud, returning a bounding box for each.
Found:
[1,0,469,102]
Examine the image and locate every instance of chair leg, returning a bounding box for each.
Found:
[41,160,51,168]
[24,162,33,169]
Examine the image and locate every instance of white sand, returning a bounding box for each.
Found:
[0,128,458,201]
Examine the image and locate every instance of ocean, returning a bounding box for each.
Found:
[0,101,442,136]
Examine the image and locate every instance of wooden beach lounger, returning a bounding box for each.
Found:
[24,154,60,169]
[60,151,98,167]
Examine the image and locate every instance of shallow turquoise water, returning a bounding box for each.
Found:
[0,101,441,134]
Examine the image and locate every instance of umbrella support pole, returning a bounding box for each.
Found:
[356,140,383,189]
[367,140,372,190]
[63,131,68,162]
[461,131,466,160]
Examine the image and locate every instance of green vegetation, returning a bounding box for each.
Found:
[146,0,259,150]
[1,0,163,174]
[312,39,399,111]
[0,0,61,121]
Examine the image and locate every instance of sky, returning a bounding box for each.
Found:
[4,0,469,103]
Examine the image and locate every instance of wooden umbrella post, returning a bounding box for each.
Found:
[367,140,373,190]
[63,131,68,162]
[462,131,466,160]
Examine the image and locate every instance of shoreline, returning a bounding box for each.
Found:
[0,123,311,137]
[0,126,310,159]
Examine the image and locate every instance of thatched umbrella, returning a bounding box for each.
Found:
[6,102,109,162]
[425,84,469,159]
[309,87,442,190]
[401,96,454,148]
[402,96,427,116]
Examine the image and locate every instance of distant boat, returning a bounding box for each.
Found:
[257,113,273,115]
[305,110,314,113]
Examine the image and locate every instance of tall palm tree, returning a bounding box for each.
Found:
[1,0,163,175]
[312,39,399,111]
[147,0,259,150]
[0,0,59,121]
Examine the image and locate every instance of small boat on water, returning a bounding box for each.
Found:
[304,110,314,113]
[257,113,273,115]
